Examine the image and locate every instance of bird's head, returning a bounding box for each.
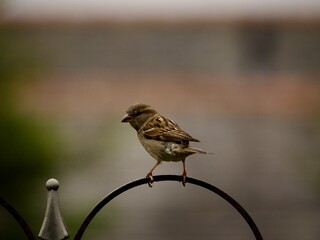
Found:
[121,103,157,131]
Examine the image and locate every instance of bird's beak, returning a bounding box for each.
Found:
[121,114,133,123]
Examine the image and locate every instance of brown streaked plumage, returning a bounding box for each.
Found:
[121,103,210,187]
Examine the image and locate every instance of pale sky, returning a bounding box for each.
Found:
[3,0,320,20]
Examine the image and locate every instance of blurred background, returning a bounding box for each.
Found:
[1,1,320,239]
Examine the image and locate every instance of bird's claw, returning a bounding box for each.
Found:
[181,174,187,187]
[146,173,154,187]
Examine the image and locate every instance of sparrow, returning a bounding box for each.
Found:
[121,103,210,187]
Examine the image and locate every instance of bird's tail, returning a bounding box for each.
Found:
[188,147,214,155]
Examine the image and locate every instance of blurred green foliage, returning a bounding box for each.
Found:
[0,28,56,239]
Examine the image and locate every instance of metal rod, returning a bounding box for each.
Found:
[74,175,263,240]
[0,197,36,240]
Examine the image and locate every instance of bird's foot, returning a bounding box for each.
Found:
[181,173,187,187]
[146,173,154,187]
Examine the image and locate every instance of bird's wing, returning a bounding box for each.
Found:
[142,114,199,143]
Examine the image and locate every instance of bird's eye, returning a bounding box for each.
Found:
[134,111,141,117]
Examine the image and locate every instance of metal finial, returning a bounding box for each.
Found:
[46,179,60,191]
[38,178,70,240]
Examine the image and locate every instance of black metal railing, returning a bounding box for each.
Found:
[0,175,263,240]
[0,197,36,240]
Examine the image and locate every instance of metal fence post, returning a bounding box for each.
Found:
[38,178,69,240]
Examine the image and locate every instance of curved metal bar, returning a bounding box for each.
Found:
[0,197,36,240]
[74,175,263,240]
